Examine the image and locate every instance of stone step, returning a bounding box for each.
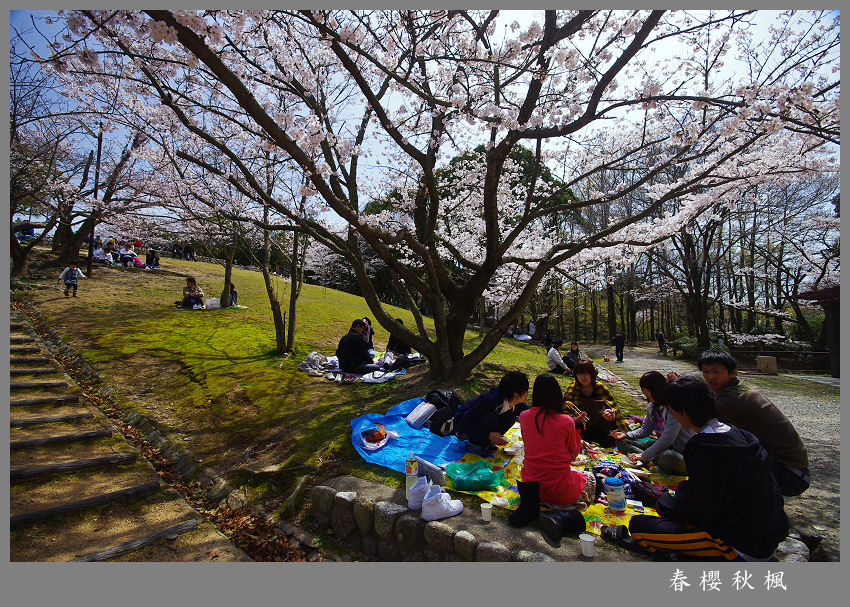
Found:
[10,346,41,354]
[10,357,52,365]
[10,381,69,390]
[11,412,94,427]
[10,336,36,343]
[10,367,58,376]
[10,429,113,449]
[10,480,162,528]
[11,394,81,407]
[10,323,26,330]
[71,518,200,562]
[11,452,139,480]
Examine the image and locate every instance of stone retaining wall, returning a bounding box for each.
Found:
[305,477,813,562]
[306,483,555,562]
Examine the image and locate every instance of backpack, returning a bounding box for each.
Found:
[630,480,671,507]
[423,389,461,437]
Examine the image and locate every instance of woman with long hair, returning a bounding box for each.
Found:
[563,359,629,447]
[610,371,693,475]
[509,374,597,527]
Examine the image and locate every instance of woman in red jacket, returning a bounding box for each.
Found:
[519,374,595,506]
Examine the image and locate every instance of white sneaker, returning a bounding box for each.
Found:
[408,476,431,509]
[421,484,463,521]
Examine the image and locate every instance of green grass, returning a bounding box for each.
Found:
[18,250,646,497]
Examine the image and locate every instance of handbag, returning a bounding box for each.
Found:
[630,480,670,507]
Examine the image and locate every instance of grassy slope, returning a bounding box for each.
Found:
[17,252,642,502]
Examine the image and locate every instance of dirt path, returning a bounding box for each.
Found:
[586,343,840,561]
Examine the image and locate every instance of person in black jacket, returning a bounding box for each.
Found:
[601,374,789,561]
[453,371,530,456]
[613,332,625,362]
[386,318,412,355]
[336,319,381,374]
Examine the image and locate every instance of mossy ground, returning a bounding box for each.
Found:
[15,247,647,501]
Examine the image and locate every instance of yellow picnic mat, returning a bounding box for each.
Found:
[445,424,686,532]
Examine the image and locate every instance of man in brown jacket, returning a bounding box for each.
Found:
[695,350,810,496]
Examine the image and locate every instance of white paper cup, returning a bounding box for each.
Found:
[579,533,596,557]
[480,502,493,522]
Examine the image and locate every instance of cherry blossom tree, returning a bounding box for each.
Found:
[32,9,839,380]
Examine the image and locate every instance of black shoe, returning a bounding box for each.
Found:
[508,481,540,528]
[538,509,586,548]
[600,524,643,552]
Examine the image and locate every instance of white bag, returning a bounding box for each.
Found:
[360,370,396,383]
[405,402,437,429]
[377,351,397,367]
[205,298,220,309]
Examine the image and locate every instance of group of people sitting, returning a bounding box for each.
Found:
[449,350,808,561]
[171,241,198,261]
[545,339,585,375]
[335,317,416,374]
[92,237,160,270]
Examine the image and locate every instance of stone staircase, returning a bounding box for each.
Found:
[9,310,251,562]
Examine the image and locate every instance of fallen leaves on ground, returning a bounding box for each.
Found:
[12,300,308,562]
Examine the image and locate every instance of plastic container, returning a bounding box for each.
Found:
[405,451,419,499]
[604,477,626,512]
[480,502,492,521]
[578,533,596,557]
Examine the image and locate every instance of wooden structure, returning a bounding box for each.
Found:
[796,285,840,378]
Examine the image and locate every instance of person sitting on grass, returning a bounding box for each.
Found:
[93,246,113,265]
[610,371,693,476]
[229,283,238,306]
[563,359,629,448]
[386,318,412,356]
[361,317,375,351]
[118,243,137,267]
[601,374,789,562]
[336,318,382,375]
[453,371,530,457]
[509,374,595,527]
[563,341,583,371]
[145,248,160,269]
[179,276,204,308]
[546,338,571,374]
[56,260,86,297]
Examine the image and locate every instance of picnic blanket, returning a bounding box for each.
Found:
[351,403,683,533]
[444,424,681,534]
[350,397,468,473]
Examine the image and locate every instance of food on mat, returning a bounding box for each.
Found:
[362,423,388,444]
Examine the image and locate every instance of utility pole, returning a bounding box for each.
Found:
[86,124,103,276]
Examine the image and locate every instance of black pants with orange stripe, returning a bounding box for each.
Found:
[628,515,743,561]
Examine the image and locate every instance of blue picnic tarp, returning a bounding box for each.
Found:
[350,397,468,473]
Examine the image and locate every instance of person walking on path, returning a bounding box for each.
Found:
[613,332,625,362]
[57,261,86,297]
[657,331,665,354]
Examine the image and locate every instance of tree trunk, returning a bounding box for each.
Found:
[286,232,304,352]
[219,236,237,308]
[261,211,286,354]
[10,236,29,278]
[606,284,616,340]
[591,290,598,343]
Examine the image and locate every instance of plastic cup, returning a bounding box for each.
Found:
[579,533,596,558]
[480,502,493,522]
